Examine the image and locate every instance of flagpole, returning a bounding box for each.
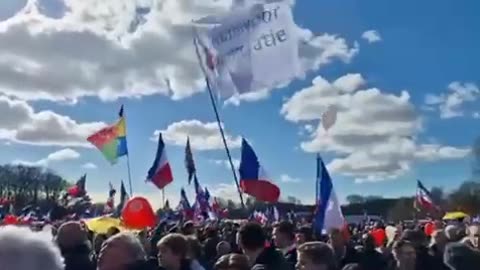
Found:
[162,188,165,208]
[205,78,245,209]
[126,154,133,196]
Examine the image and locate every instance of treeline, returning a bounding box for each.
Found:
[0,164,70,211]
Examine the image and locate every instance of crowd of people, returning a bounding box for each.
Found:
[1,218,480,270]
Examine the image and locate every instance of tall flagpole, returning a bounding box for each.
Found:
[162,188,165,208]
[126,154,133,196]
[205,78,245,209]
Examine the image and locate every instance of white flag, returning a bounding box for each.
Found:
[194,1,300,98]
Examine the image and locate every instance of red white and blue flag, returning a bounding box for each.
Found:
[415,180,439,211]
[239,138,280,203]
[314,154,345,233]
[147,133,173,190]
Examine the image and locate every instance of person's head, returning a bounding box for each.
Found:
[273,221,296,248]
[238,222,266,254]
[400,229,426,249]
[55,221,90,253]
[182,221,195,235]
[217,241,232,257]
[296,242,336,270]
[362,233,375,251]
[157,233,188,269]
[392,240,416,269]
[328,228,345,249]
[468,224,480,249]
[296,226,313,245]
[445,225,463,242]
[214,254,250,270]
[185,236,202,260]
[97,232,147,270]
[0,226,64,270]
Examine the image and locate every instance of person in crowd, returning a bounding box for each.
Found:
[328,228,359,268]
[466,224,480,249]
[429,230,450,270]
[238,222,288,270]
[0,225,64,270]
[214,254,250,270]
[358,233,387,270]
[400,229,433,269]
[273,221,297,270]
[204,226,221,267]
[55,221,95,270]
[391,240,416,270]
[157,233,193,270]
[182,222,196,236]
[106,226,121,238]
[217,241,233,258]
[97,232,150,270]
[443,242,480,270]
[295,226,313,246]
[295,241,337,270]
[185,236,206,270]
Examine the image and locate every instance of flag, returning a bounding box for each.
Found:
[164,199,170,211]
[147,133,174,189]
[193,176,209,211]
[314,154,345,233]
[415,180,439,211]
[239,138,280,202]
[193,1,300,98]
[185,137,196,185]
[322,106,337,131]
[105,182,116,213]
[114,181,129,217]
[116,105,128,157]
[67,174,87,198]
[87,105,128,164]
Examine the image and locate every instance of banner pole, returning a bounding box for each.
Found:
[205,78,246,209]
[126,154,133,196]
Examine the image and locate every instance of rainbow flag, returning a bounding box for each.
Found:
[87,106,129,164]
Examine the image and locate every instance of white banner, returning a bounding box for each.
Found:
[194,2,300,97]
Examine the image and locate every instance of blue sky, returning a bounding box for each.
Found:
[0,0,478,208]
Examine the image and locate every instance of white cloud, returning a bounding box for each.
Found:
[0,96,106,147]
[13,148,80,166]
[473,112,480,119]
[424,82,479,119]
[279,174,301,183]
[154,120,241,151]
[206,183,242,203]
[211,159,240,170]
[0,0,358,104]
[361,30,382,43]
[281,74,470,182]
[82,162,97,169]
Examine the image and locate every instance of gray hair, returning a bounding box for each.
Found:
[0,225,64,270]
[104,232,146,261]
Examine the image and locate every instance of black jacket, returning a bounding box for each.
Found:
[252,247,289,270]
[283,247,297,270]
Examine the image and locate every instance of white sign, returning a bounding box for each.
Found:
[194,2,300,97]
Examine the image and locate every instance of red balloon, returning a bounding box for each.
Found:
[424,222,435,236]
[371,228,386,247]
[121,197,156,229]
[3,214,18,225]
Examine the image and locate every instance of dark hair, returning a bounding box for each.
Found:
[158,233,188,258]
[297,242,336,270]
[297,226,313,241]
[273,221,295,240]
[239,222,266,251]
[214,254,250,270]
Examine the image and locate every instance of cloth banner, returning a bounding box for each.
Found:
[194,1,300,98]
